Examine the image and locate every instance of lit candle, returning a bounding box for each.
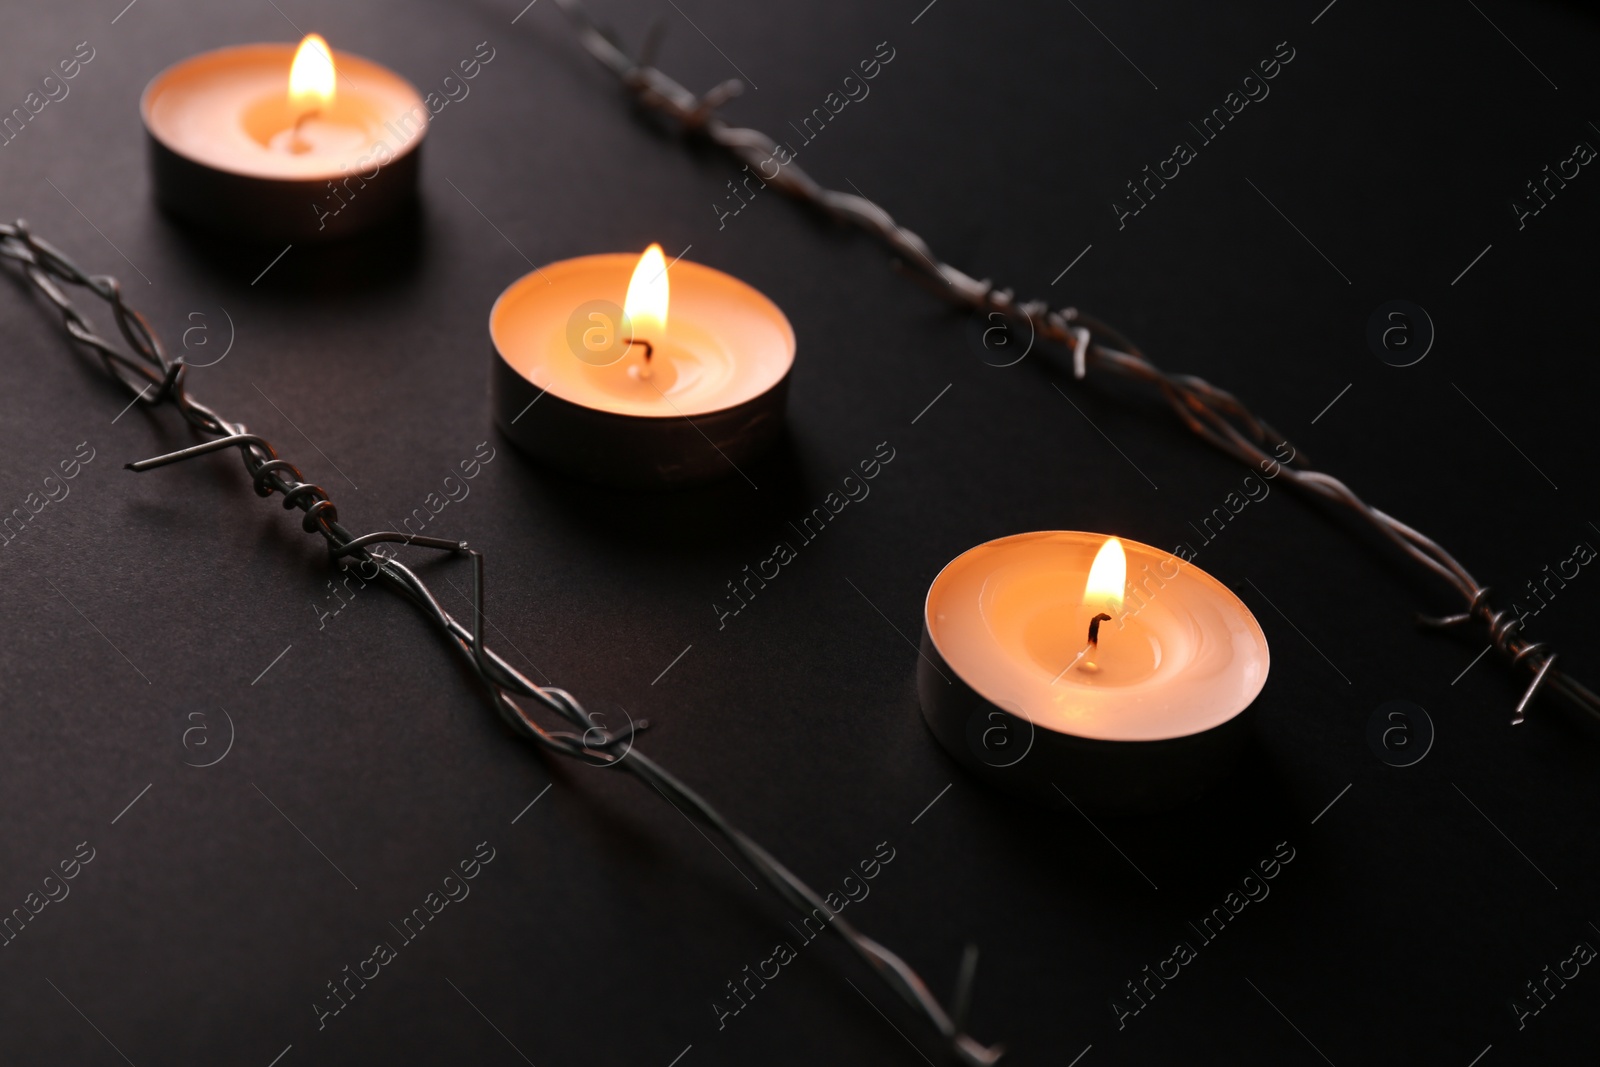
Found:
[919,532,1270,809]
[142,36,426,242]
[490,247,795,488]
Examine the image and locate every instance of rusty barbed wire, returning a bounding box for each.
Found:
[546,0,1600,731]
[0,219,1003,1066]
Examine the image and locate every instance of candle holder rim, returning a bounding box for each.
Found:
[488,251,796,421]
[140,41,429,180]
[921,528,1270,742]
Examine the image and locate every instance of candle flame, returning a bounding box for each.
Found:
[1083,537,1126,614]
[623,243,669,345]
[289,34,336,110]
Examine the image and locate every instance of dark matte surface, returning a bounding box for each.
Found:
[1,1,1597,1065]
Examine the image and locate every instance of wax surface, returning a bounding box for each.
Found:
[926,531,1269,741]
[142,43,426,179]
[491,254,795,418]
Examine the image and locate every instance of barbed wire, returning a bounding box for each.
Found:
[546,0,1600,731]
[0,219,1003,1066]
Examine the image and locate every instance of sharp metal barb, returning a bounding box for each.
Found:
[531,5,1600,733]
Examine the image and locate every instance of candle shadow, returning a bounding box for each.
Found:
[153,199,428,296]
[949,722,1303,902]
[1074,730,1301,885]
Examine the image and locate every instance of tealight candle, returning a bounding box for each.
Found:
[142,35,427,242]
[490,246,795,488]
[919,532,1270,809]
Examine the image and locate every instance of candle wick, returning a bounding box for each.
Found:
[289,108,319,154]
[625,337,655,379]
[1050,612,1114,686]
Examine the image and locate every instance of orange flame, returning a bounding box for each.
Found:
[623,243,669,344]
[1083,537,1126,614]
[289,34,336,109]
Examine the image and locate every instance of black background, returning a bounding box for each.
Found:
[1,1,1597,1064]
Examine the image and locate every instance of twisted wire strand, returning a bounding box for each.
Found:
[0,219,1002,1067]
[546,0,1600,730]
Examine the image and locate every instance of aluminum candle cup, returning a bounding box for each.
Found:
[919,532,1270,810]
[490,248,796,490]
[141,37,426,243]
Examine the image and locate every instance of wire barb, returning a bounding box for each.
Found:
[0,217,1003,1066]
[540,0,1600,734]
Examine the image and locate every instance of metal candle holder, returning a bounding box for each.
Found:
[489,348,790,489]
[141,44,425,243]
[489,252,795,489]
